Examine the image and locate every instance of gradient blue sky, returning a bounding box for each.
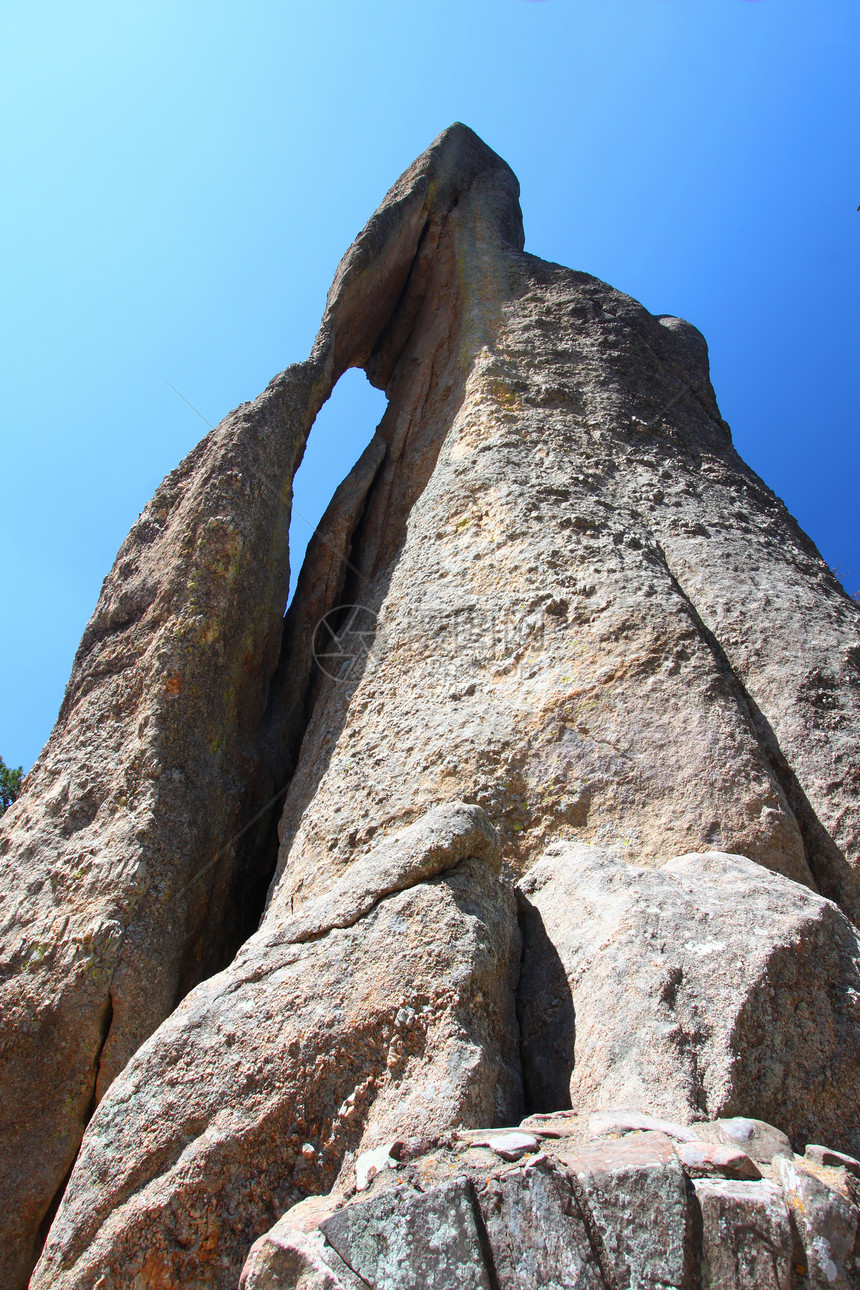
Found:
[1,0,858,772]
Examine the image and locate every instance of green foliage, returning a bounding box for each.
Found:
[0,755,23,815]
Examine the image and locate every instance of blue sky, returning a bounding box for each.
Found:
[1,0,858,772]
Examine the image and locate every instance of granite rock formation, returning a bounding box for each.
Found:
[518,844,860,1149]
[0,123,858,1288]
[236,1115,860,1290]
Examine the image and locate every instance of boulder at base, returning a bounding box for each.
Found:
[517,843,860,1154]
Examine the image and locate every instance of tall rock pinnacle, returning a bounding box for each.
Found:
[2,125,859,1289]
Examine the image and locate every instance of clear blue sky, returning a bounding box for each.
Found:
[1,0,858,773]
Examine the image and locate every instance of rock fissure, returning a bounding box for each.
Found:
[2,124,859,1289]
[562,1165,619,1290]
[89,987,115,1118]
[320,1234,376,1290]
[235,421,392,945]
[466,1178,505,1290]
[655,538,860,924]
[25,984,117,1281]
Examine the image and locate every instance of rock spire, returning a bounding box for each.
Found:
[1,124,858,1289]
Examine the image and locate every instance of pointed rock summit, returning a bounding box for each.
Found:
[2,125,859,1289]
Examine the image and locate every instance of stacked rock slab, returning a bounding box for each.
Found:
[237,1115,860,1289]
[0,123,856,1288]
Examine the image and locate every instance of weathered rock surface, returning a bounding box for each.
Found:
[238,1116,860,1289]
[774,1155,860,1290]
[0,124,524,1286]
[693,1178,793,1290]
[0,361,321,1287]
[518,842,860,1153]
[4,120,859,1287]
[321,1178,493,1290]
[558,1131,693,1288]
[473,1163,606,1289]
[31,808,521,1289]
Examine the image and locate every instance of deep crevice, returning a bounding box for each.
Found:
[176,200,447,978]
[88,989,115,1122]
[30,1157,75,1284]
[227,207,476,946]
[232,430,390,951]
[218,216,451,952]
[466,1178,503,1290]
[515,889,575,1117]
[31,989,115,1275]
[170,424,391,1001]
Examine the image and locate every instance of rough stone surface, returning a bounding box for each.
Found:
[774,1155,860,1289]
[518,843,860,1154]
[474,1159,606,1288]
[3,121,859,1288]
[320,1178,492,1290]
[0,360,325,1288]
[265,145,860,944]
[31,837,521,1289]
[236,1125,860,1288]
[558,1131,693,1289]
[693,1178,793,1289]
[240,1225,358,1290]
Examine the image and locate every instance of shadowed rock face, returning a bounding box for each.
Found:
[2,123,859,1288]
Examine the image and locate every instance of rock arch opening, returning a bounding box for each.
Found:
[212,369,390,968]
[286,368,389,607]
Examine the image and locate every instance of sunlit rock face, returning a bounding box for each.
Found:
[2,123,858,1289]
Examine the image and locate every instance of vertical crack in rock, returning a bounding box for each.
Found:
[515,889,575,1117]
[241,430,390,935]
[518,841,860,1151]
[654,539,860,924]
[466,1177,505,1290]
[563,1168,620,1290]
